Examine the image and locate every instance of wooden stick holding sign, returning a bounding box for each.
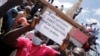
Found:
[34,0,74,52]
[36,0,87,51]
[34,0,70,51]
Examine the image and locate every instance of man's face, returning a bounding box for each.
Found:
[34,31,47,44]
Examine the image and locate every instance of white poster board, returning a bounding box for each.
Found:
[35,11,72,45]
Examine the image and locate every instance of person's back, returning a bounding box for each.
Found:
[1,7,18,34]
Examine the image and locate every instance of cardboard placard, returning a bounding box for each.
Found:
[35,11,72,45]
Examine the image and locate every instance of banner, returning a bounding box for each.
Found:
[70,28,89,45]
[35,12,72,45]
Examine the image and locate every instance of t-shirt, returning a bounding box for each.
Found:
[16,37,57,56]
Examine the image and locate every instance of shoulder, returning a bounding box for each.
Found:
[16,37,32,47]
[17,37,29,41]
[17,37,32,43]
[17,37,31,45]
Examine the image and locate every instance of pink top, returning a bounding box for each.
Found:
[16,37,57,56]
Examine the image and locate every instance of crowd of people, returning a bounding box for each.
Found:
[0,0,85,56]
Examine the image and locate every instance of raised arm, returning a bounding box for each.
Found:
[60,33,70,51]
[1,17,41,47]
[53,33,70,56]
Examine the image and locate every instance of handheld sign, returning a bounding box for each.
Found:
[35,0,89,50]
[35,11,72,45]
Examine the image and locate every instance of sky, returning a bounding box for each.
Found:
[52,0,100,55]
[52,0,100,28]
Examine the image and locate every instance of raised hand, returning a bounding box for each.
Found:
[60,33,70,51]
[29,16,42,29]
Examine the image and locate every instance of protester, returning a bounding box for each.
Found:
[17,0,33,11]
[47,0,54,4]
[0,0,26,55]
[1,8,30,34]
[0,0,23,18]
[25,30,49,42]
[12,11,29,30]
[10,30,60,56]
[0,17,39,56]
[1,16,69,56]
[1,7,18,34]
[60,5,64,12]
[73,7,82,19]
[68,47,85,56]
[0,0,32,34]
[72,47,85,56]
[29,2,43,20]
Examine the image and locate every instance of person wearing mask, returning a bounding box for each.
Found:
[0,16,40,56]
[1,16,68,56]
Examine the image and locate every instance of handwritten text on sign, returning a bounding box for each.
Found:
[35,12,72,45]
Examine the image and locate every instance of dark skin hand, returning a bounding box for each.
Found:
[1,16,41,47]
[60,33,70,51]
